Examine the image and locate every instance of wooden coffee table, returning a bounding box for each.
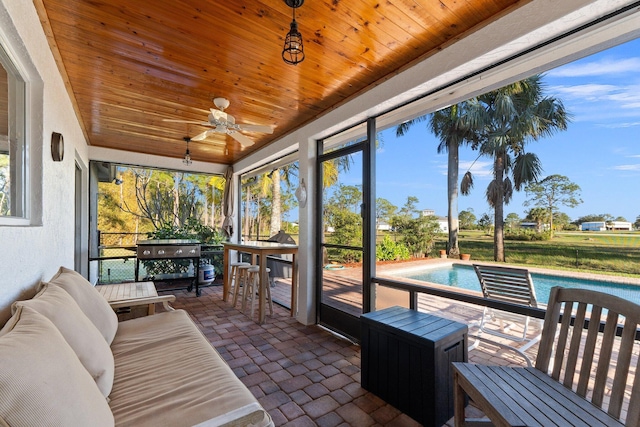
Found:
[97,281,175,315]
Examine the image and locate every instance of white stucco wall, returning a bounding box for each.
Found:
[0,1,89,323]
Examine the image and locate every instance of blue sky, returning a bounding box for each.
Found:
[374,37,640,223]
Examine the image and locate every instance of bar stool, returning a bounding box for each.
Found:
[246,265,273,318]
[231,263,251,309]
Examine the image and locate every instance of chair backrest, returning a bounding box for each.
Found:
[473,264,538,308]
[536,286,640,426]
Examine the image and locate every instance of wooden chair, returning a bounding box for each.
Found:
[471,264,542,365]
[453,286,640,426]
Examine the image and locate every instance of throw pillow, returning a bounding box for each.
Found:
[13,284,115,397]
[0,306,114,426]
[46,266,118,344]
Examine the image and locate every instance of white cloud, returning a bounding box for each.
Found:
[459,160,493,178]
[599,121,640,129]
[612,164,640,171]
[549,82,640,124]
[548,58,640,78]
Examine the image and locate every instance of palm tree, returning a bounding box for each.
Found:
[396,105,477,256]
[461,75,570,261]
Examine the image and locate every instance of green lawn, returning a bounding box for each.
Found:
[442,230,640,277]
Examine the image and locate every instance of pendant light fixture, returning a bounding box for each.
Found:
[183,137,193,166]
[282,0,305,65]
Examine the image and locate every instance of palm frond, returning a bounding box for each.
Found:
[395,115,428,137]
[461,171,474,196]
[486,179,499,208]
[512,152,543,190]
[503,177,513,204]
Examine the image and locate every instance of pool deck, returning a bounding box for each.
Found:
[376,257,640,286]
[262,258,637,423]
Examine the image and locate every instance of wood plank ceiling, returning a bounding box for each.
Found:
[34,0,523,165]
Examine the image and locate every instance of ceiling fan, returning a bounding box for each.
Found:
[164,97,274,147]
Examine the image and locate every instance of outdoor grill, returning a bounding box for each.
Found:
[136,239,201,260]
[135,239,202,295]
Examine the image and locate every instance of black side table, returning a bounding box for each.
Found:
[361,306,468,427]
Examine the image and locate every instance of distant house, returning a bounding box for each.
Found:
[608,221,633,231]
[580,221,607,231]
[435,217,448,233]
[519,222,538,230]
[580,221,633,231]
[376,221,392,231]
[420,209,448,232]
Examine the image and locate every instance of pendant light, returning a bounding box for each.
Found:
[183,137,193,166]
[282,0,305,65]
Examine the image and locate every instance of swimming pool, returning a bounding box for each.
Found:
[396,263,640,305]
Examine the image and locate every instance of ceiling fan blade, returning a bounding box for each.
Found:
[163,119,210,126]
[237,123,274,134]
[228,131,254,147]
[191,130,211,141]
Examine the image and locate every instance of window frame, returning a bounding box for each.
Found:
[0,12,43,227]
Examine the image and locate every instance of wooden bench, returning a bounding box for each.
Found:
[453,286,640,426]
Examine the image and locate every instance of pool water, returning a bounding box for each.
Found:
[399,264,640,305]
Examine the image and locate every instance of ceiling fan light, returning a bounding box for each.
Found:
[213,97,230,111]
[282,20,305,65]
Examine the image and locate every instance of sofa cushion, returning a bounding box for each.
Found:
[0,306,114,427]
[109,309,273,427]
[47,266,118,344]
[13,283,115,397]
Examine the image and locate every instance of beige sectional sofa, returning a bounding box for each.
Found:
[0,267,274,427]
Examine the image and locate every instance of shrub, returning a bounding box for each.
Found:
[505,229,551,241]
[391,215,441,257]
[376,236,411,261]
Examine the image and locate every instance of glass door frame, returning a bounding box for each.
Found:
[315,118,376,342]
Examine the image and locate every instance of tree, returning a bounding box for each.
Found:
[459,209,477,230]
[396,105,478,256]
[635,215,640,230]
[391,214,440,258]
[460,75,570,261]
[524,174,582,237]
[525,207,549,232]
[376,198,397,229]
[398,196,419,217]
[614,216,628,222]
[505,212,521,229]
[477,213,493,232]
[554,212,572,231]
[325,184,363,263]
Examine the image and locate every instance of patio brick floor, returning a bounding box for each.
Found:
[157,283,492,426]
[147,258,638,425]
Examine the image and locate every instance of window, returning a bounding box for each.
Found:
[0,44,26,218]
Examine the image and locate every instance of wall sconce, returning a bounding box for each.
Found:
[295,178,307,208]
[51,132,64,162]
[282,0,305,65]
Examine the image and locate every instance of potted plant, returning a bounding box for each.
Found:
[460,253,471,261]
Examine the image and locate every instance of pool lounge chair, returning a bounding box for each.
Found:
[471,264,542,365]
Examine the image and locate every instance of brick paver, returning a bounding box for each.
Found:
[163,283,520,426]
